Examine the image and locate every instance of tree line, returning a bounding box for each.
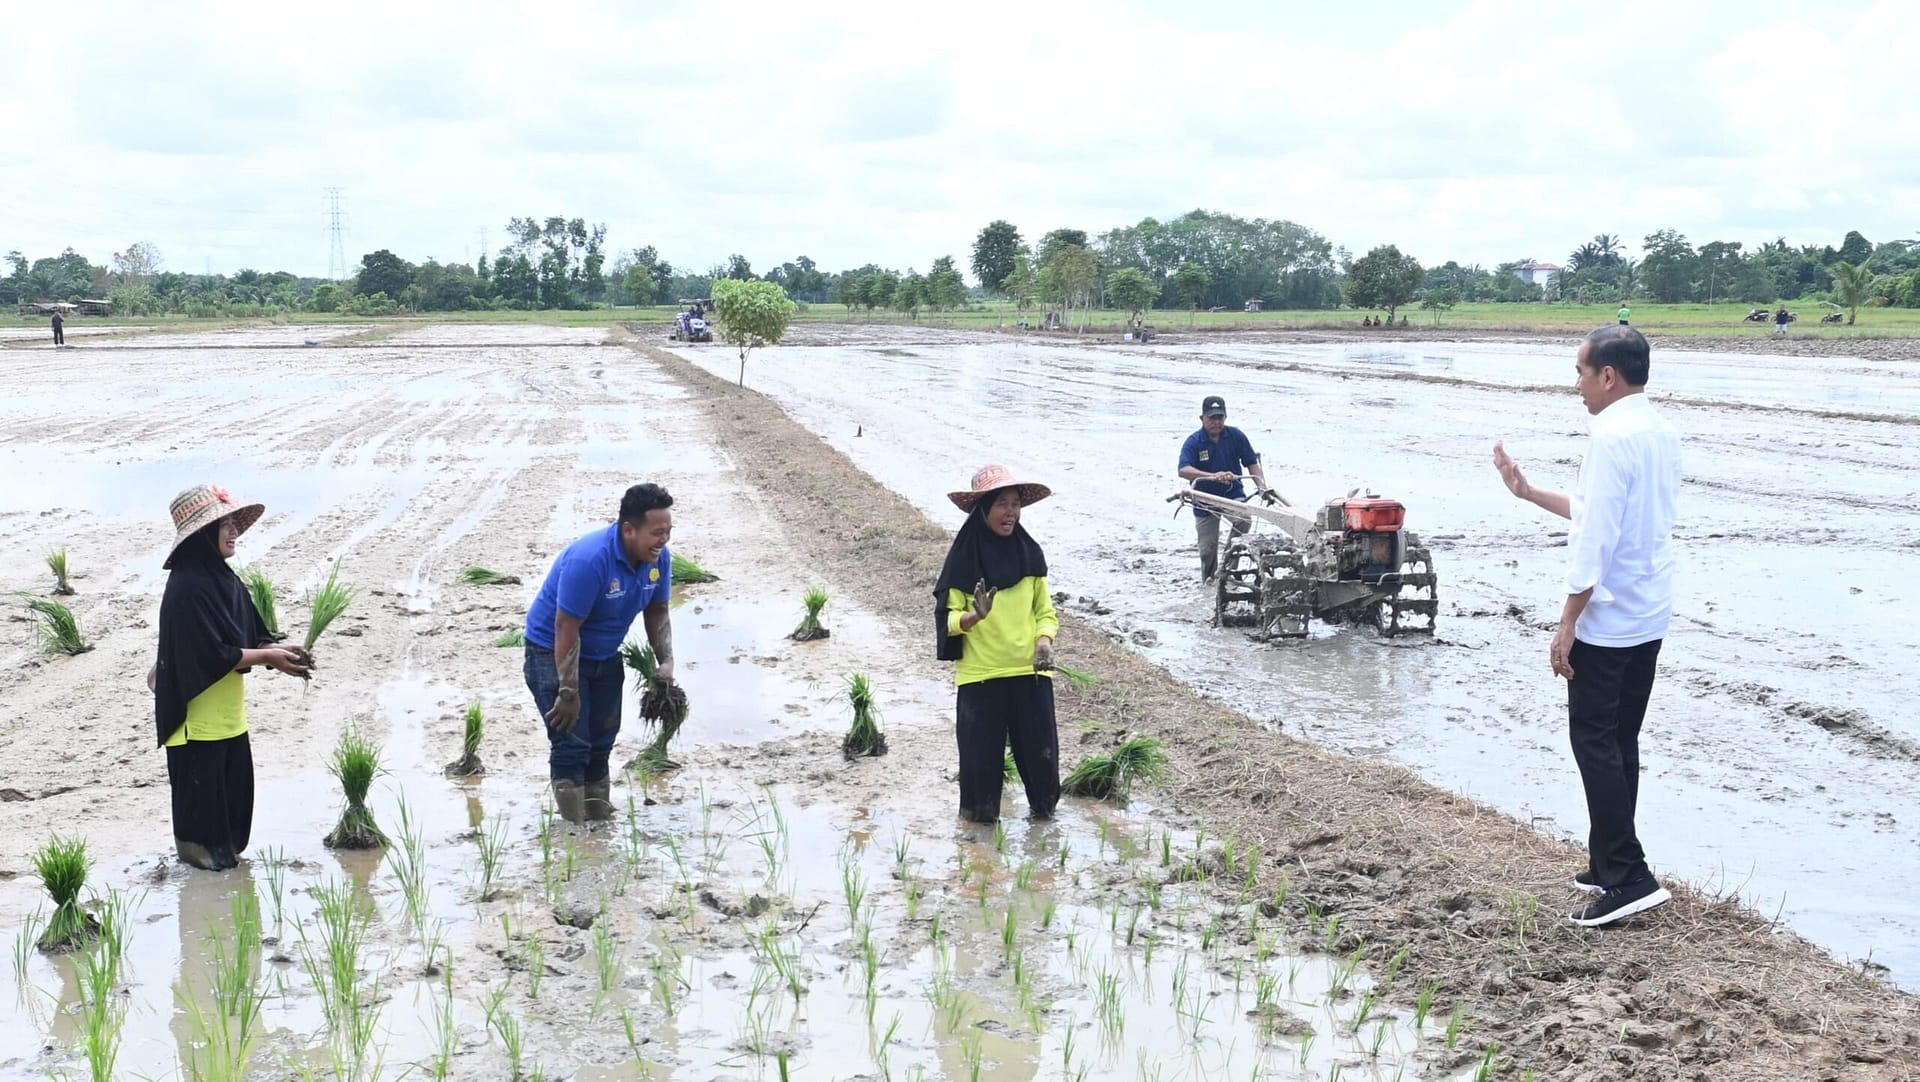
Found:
[9,214,1919,320]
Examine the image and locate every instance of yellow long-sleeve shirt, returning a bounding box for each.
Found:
[946,576,1060,686]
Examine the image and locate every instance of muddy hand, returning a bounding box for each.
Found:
[265,646,310,679]
[1033,638,1054,672]
[545,686,581,734]
[970,579,997,620]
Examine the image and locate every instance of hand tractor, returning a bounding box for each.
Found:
[1170,485,1438,639]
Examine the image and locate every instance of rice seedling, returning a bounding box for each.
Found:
[1003,751,1019,780]
[240,567,280,638]
[1414,981,1439,1029]
[1369,1020,1391,1059]
[841,858,868,923]
[650,944,687,1016]
[475,816,507,901]
[623,640,690,769]
[46,548,76,595]
[593,912,618,1009]
[1001,907,1018,955]
[992,819,1008,854]
[1054,665,1097,686]
[1061,736,1168,802]
[790,586,831,641]
[1353,989,1379,1030]
[12,910,43,982]
[33,833,97,951]
[491,1010,525,1079]
[445,701,486,776]
[186,893,268,1081]
[1298,1029,1317,1068]
[1445,1004,1468,1048]
[842,673,888,758]
[1015,860,1035,891]
[425,973,457,1081]
[259,847,288,938]
[671,552,718,584]
[1474,1042,1501,1081]
[1386,942,1411,984]
[524,935,546,999]
[759,927,808,997]
[73,943,126,1081]
[301,558,356,653]
[492,628,526,647]
[323,726,387,849]
[458,565,521,586]
[25,597,91,656]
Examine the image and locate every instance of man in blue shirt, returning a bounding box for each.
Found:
[1178,395,1273,580]
[524,483,677,823]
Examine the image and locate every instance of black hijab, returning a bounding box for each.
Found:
[933,489,1048,661]
[153,520,270,747]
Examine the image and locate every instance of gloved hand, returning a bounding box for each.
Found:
[1033,637,1055,672]
[969,579,997,620]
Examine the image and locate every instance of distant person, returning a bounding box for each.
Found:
[1362,316,1373,327]
[1400,314,1409,327]
[51,310,64,346]
[1617,303,1631,326]
[1774,307,1790,336]
[149,484,310,870]
[523,483,678,823]
[1492,325,1680,927]
[1178,395,1273,580]
[934,465,1061,824]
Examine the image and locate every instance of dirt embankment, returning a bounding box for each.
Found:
[635,339,1920,1081]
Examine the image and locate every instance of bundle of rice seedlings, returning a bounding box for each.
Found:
[671,552,718,585]
[240,567,282,640]
[323,728,388,849]
[458,566,521,586]
[1055,666,1098,687]
[842,674,888,759]
[1003,751,1019,781]
[1061,736,1168,802]
[26,598,92,656]
[445,702,485,777]
[34,833,98,952]
[492,628,527,648]
[790,587,831,642]
[46,548,75,596]
[624,640,690,771]
[301,559,356,654]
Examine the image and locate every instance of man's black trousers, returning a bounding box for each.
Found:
[1567,637,1663,889]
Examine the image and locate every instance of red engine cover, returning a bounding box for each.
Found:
[1343,497,1406,532]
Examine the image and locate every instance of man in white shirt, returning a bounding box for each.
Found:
[1492,325,1681,927]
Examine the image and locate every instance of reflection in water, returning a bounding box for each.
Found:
[171,864,260,1078]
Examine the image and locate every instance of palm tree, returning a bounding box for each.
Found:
[1829,261,1873,325]
[1618,259,1638,300]
[1592,234,1623,265]
[1568,242,1602,272]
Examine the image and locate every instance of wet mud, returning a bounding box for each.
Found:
[0,325,1486,1079]
[666,327,1920,992]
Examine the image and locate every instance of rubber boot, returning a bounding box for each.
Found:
[175,839,222,871]
[551,779,587,824]
[584,778,615,822]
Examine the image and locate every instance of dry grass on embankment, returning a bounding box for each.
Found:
[632,337,1920,1080]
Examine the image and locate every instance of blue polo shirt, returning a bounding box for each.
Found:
[1179,426,1261,518]
[525,524,672,662]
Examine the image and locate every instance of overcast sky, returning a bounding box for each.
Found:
[3,0,1916,282]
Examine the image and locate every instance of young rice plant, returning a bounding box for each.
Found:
[458,566,521,586]
[842,673,888,758]
[445,701,486,777]
[1062,736,1169,802]
[34,833,98,951]
[670,552,718,585]
[26,597,91,656]
[301,558,356,653]
[46,548,75,596]
[790,586,831,641]
[240,567,282,639]
[323,727,389,849]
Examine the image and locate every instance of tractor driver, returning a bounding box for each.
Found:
[1178,395,1273,580]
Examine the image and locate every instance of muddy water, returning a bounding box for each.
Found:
[673,332,1920,986]
[0,323,1477,1080]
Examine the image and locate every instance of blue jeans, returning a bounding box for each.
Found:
[524,645,625,783]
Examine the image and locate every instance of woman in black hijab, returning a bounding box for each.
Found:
[149,484,308,870]
[934,465,1061,823]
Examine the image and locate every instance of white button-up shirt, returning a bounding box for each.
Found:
[1566,393,1681,647]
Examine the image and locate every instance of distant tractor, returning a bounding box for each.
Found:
[1171,486,1438,639]
[670,306,713,343]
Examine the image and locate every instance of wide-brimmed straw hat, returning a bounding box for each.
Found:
[947,464,1051,513]
[164,484,264,569]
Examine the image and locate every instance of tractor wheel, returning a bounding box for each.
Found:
[1254,547,1311,640]
[1215,538,1262,628]
[1378,537,1438,635]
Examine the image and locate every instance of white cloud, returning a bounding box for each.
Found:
[1,0,1915,280]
